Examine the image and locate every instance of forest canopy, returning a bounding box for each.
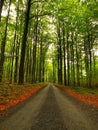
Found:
[0,0,98,88]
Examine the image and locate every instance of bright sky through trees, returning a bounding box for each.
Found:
[2,4,16,17]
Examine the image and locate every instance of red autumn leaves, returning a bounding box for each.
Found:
[0,84,98,112]
[62,88,98,107]
[0,85,43,111]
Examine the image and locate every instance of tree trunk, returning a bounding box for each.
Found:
[62,23,66,85]
[88,32,92,88]
[14,37,20,82]
[0,0,11,82]
[57,24,62,84]
[76,37,80,86]
[25,46,29,82]
[71,32,75,86]
[42,58,45,82]
[18,0,31,84]
[67,32,70,86]
[32,6,39,83]
[14,0,20,83]
[29,48,32,82]
[52,58,56,83]
[39,36,42,82]
[10,27,17,83]
[84,35,89,87]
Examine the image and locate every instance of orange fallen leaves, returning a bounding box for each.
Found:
[0,87,43,111]
[62,88,98,107]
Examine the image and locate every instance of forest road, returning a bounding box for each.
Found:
[0,84,98,130]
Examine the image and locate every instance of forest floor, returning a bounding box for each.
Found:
[0,83,98,113]
[56,84,98,107]
[0,83,46,112]
[0,84,98,130]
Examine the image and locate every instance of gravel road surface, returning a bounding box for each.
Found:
[0,84,98,130]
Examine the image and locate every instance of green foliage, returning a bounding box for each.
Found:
[0,0,98,88]
[71,86,98,94]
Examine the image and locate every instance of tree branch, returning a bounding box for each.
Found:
[30,12,52,19]
[31,0,46,5]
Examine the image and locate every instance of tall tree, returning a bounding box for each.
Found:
[18,0,31,84]
[62,22,67,85]
[0,0,11,82]
[57,22,62,84]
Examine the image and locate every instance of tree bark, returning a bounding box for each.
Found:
[14,0,19,83]
[32,5,38,83]
[18,0,31,84]
[14,37,20,82]
[76,36,80,86]
[62,23,66,85]
[39,36,42,82]
[0,0,11,82]
[57,24,62,84]
[71,32,75,86]
[67,32,70,86]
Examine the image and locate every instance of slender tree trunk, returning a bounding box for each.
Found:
[76,37,80,86]
[57,24,62,84]
[0,0,11,82]
[18,0,31,84]
[42,58,45,82]
[88,32,92,88]
[14,37,20,82]
[71,32,75,86]
[62,23,66,85]
[10,52,14,83]
[29,48,32,82]
[10,28,17,83]
[25,46,29,82]
[36,52,39,82]
[32,6,39,83]
[39,36,42,82]
[57,24,60,83]
[80,50,83,86]
[32,41,37,83]
[84,35,89,87]
[14,0,19,83]
[67,32,70,86]
[59,39,62,84]
[57,41,60,83]
[53,59,55,82]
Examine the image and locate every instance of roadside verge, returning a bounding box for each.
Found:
[0,83,46,112]
[55,85,98,107]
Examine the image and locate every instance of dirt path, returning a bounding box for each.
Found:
[0,84,98,130]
